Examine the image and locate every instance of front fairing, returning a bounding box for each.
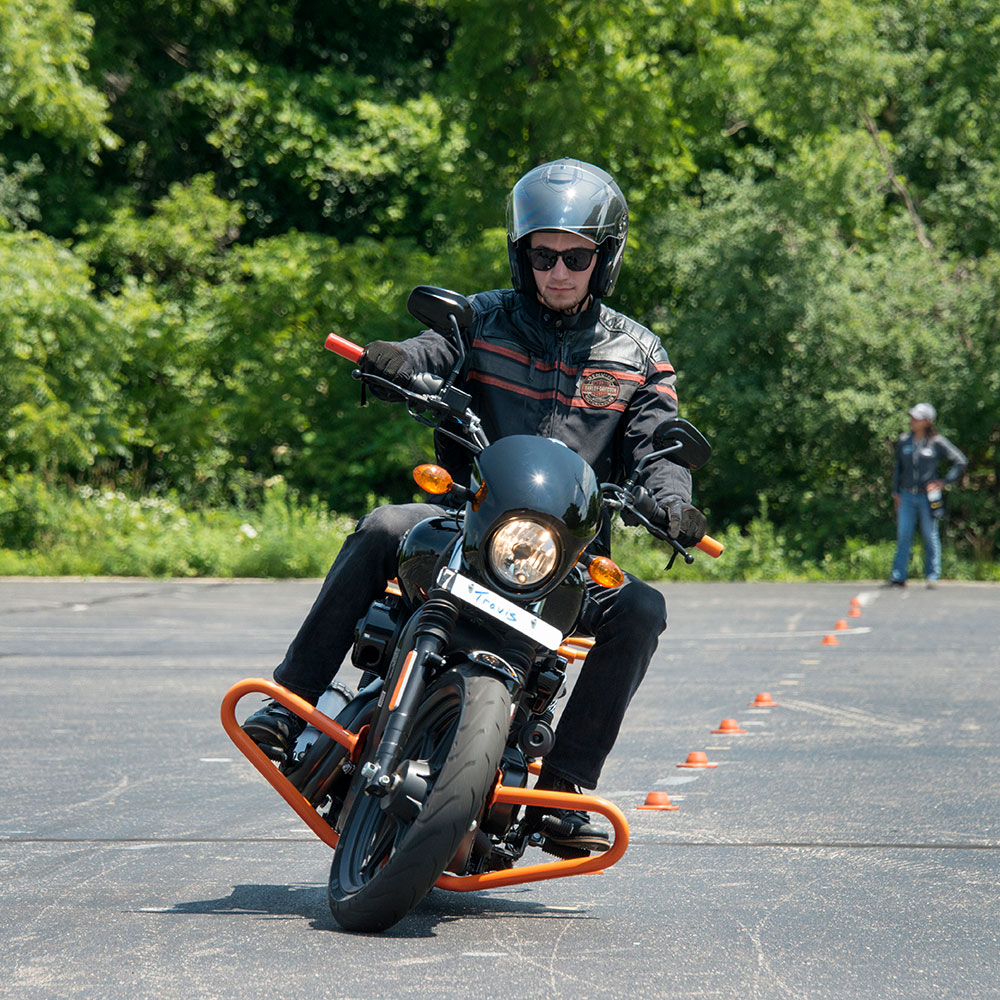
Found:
[463,435,601,601]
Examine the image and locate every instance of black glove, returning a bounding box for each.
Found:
[622,490,705,546]
[360,341,413,400]
[674,505,707,548]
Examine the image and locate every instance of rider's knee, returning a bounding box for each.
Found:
[356,504,413,542]
[618,579,667,634]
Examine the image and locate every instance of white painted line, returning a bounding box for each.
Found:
[680,627,872,640]
[780,698,920,734]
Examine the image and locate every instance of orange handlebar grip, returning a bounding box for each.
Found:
[325,333,364,363]
[696,534,724,558]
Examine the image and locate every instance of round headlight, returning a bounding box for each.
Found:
[488,519,559,589]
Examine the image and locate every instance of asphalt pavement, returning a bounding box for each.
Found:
[1,577,998,999]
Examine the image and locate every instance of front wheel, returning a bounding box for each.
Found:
[328,665,510,933]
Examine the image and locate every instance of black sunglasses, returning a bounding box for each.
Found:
[526,246,598,272]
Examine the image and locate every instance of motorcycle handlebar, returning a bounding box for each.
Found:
[325,332,364,363]
[618,485,724,559]
[325,332,724,561]
[696,535,724,558]
[325,333,443,396]
[408,371,445,395]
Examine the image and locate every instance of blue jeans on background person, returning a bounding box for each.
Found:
[890,491,941,582]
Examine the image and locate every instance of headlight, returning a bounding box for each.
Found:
[488,519,559,589]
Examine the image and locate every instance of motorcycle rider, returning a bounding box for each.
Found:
[243,158,706,855]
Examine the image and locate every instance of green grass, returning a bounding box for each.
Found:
[0,478,355,578]
[1,478,996,581]
[611,518,1000,583]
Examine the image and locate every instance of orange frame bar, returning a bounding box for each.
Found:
[221,678,630,891]
[220,678,361,850]
[435,784,629,891]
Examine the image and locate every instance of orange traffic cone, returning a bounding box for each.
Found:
[834,619,849,630]
[849,607,862,618]
[749,692,777,707]
[711,718,747,734]
[822,633,840,645]
[637,791,679,811]
[677,751,718,769]
[850,597,862,607]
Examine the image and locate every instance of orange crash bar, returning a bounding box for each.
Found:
[435,784,629,891]
[220,678,362,851]
[557,635,595,663]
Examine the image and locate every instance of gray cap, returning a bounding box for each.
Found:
[909,403,937,421]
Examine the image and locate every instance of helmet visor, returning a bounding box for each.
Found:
[507,159,627,246]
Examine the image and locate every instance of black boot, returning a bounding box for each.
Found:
[528,768,612,858]
[241,700,307,761]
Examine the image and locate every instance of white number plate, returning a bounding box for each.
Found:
[437,569,563,651]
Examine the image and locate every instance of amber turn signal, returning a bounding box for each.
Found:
[413,464,453,495]
[588,556,624,589]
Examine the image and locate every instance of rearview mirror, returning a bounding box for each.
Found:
[651,418,712,470]
[407,286,474,335]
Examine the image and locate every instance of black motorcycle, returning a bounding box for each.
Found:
[222,286,721,933]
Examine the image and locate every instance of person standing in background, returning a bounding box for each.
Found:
[888,403,967,588]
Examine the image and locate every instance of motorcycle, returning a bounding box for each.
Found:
[221,286,722,933]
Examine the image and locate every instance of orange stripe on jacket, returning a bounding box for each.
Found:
[468,371,628,412]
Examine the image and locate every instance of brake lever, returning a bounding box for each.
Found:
[610,491,695,566]
[351,369,453,416]
[667,536,694,566]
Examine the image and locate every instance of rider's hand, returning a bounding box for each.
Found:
[622,490,705,547]
[360,341,413,400]
[661,495,685,538]
[674,505,707,547]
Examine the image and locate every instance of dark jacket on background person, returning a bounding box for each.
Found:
[892,432,967,495]
[396,289,691,552]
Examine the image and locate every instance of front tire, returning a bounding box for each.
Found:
[328,665,510,933]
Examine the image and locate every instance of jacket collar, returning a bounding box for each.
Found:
[520,291,602,333]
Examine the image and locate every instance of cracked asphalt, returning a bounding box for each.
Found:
[1,577,998,999]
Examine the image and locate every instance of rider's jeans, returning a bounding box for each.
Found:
[274,502,667,789]
[890,491,941,582]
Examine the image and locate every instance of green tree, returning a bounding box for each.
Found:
[0,0,117,156]
[0,231,124,473]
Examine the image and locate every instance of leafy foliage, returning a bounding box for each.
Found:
[0,0,997,571]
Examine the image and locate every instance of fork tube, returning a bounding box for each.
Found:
[371,593,459,786]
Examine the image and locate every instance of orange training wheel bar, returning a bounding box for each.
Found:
[221,678,630,890]
[221,678,362,850]
[435,782,629,891]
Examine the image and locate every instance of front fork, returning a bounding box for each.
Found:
[358,592,459,797]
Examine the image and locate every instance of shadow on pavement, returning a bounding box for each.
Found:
[154,881,594,937]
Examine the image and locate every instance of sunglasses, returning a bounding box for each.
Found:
[526,246,598,272]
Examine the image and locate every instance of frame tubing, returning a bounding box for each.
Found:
[220,678,361,850]
[434,784,629,891]
[221,679,631,892]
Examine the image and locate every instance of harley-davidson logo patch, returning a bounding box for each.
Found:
[580,371,621,408]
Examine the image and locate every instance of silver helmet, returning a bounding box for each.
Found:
[506,158,629,299]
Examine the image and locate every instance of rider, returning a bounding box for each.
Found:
[243,158,706,855]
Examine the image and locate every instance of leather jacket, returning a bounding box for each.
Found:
[892,432,967,495]
[397,289,692,551]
